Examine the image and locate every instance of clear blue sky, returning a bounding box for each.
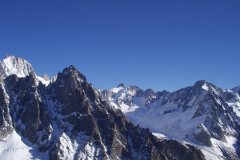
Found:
[0,0,239,91]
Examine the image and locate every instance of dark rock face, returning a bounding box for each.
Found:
[4,73,53,150]
[232,86,240,95]
[0,83,12,138]
[0,66,205,160]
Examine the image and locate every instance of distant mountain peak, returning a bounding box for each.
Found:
[232,85,240,94]
[0,55,53,86]
[62,65,81,74]
[3,55,27,63]
[0,55,34,78]
[194,80,210,87]
[4,54,16,59]
[194,80,208,85]
[117,83,125,88]
[193,80,217,91]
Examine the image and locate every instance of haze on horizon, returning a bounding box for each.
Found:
[0,0,239,91]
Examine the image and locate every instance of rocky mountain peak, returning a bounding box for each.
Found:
[193,80,218,92]
[61,65,87,82]
[168,80,220,106]
[232,85,240,94]
[117,83,125,88]
[52,65,87,91]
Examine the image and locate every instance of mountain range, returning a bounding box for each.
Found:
[0,55,239,160]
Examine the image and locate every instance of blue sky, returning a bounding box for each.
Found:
[0,0,239,91]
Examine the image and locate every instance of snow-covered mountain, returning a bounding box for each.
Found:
[0,55,34,78]
[102,81,240,160]
[0,55,205,160]
[232,85,240,95]
[0,55,50,85]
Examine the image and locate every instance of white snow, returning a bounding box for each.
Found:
[227,93,240,117]
[152,133,168,139]
[126,102,206,139]
[232,102,240,117]
[77,143,100,160]
[106,86,207,139]
[58,133,77,160]
[0,130,47,160]
[114,102,139,113]
[110,86,124,93]
[202,83,209,90]
[199,136,238,160]
[36,76,50,86]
